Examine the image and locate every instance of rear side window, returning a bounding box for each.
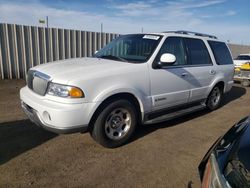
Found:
[185,38,212,65]
[208,41,233,65]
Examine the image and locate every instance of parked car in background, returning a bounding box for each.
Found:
[234,62,250,87]
[20,30,234,148]
[234,54,250,67]
[199,116,250,188]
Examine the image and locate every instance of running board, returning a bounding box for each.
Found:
[144,104,206,124]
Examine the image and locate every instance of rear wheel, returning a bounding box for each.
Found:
[206,86,222,110]
[90,99,137,148]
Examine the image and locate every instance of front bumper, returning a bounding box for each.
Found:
[20,86,99,134]
[21,101,87,134]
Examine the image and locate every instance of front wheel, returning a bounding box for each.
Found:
[90,99,137,148]
[206,86,223,111]
[241,79,250,87]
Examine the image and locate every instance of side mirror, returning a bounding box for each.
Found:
[157,53,176,68]
[160,53,176,64]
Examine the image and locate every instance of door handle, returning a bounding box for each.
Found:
[210,70,216,75]
[181,72,188,77]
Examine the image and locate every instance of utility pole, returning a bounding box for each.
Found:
[141,27,143,33]
[46,16,49,28]
[101,23,103,33]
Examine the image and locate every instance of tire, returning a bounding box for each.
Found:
[241,79,250,87]
[90,99,137,148]
[206,86,223,111]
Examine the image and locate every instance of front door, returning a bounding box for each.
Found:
[149,37,190,110]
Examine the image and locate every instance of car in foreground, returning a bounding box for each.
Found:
[20,30,234,148]
[234,54,250,67]
[199,116,250,188]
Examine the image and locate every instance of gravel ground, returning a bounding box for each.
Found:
[0,80,249,188]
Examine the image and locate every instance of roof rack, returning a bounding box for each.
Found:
[163,30,217,39]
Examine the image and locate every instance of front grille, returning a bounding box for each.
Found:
[27,70,35,89]
[27,70,51,96]
[241,70,250,78]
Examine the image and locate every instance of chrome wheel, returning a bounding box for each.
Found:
[210,87,221,107]
[105,108,132,140]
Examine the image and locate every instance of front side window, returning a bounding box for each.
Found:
[95,34,162,63]
[208,41,233,65]
[154,37,186,66]
[185,38,212,65]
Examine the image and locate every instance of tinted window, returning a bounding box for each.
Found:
[235,55,250,60]
[155,37,186,66]
[208,41,233,65]
[185,38,212,65]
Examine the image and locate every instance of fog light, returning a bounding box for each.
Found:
[43,111,51,122]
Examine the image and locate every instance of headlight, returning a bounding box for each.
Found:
[202,153,231,188]
[47,83,84,98]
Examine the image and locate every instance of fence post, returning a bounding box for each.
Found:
[73,30,76,58]
[0,38,3,79]
[68,30,71,58]
[4,24,12,79]
[56,28,59,60]
[35,26,40,66]
[83,31,87,57]
[49,28,53,62]
[12,24,20,78]
[28,26,34,68]
[43,27,47,64]
[20,25,27,77]
[78,30,82,57]
[61,29,65,59]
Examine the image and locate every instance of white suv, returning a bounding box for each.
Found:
[20,31,234,148]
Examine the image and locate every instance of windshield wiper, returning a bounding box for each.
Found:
[97,55,128,62]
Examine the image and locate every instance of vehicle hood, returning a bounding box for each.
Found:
[198,116,250,179]
[215,116,250,153]
[31,57,135,84]
[234,60,250,66]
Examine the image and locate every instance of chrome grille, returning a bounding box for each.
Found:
[27,70,51,96]
[241,70,250,78]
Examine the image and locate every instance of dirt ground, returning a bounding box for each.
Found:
[0,80,249,188]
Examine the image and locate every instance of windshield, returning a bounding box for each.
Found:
[94,34,162,63]
[235,55,250,60]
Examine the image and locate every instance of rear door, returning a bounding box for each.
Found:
[182,38,216,102]
[207,41,234,92]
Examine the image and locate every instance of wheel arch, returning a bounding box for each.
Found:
[215,81,225,92]
[88,92,144,131]
[208,80,225,96]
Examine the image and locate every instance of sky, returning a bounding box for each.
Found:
[0,0,249,45]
